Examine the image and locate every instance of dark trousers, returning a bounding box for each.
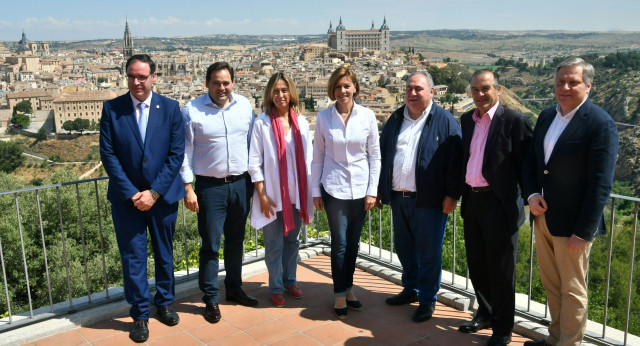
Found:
[463,190,518,336]
[322,188,366,296]
[112,199,179,321]
[195,176,251,303]
[390,193,448,305]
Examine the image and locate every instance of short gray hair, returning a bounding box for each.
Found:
[471,69,499,88]
[406,71,434,89]
[555,57,595,85]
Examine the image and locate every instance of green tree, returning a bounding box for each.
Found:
[73,118,91,134]
[11,113,30,128]
[14,100,33,114]
[0,141,25,172]
[36,127,47,141]
[62,120,75,132]
[97,77,106,83]
[441,92,460,113]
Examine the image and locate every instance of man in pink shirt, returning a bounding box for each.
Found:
[458,70,533,346]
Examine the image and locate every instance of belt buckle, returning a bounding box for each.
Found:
[224,176,232,183]
[402,190,411,197]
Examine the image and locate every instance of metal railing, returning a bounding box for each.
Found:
[1,176,639,345]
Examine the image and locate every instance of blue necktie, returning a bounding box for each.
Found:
[137,102,147,143]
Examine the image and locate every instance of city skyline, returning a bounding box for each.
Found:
[1,0,639,42]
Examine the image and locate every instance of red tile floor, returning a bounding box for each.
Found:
[27,255,531,345]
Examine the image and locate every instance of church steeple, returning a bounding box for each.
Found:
[327,21,334,34]
[336,17,345,31]
[123,18,133,60]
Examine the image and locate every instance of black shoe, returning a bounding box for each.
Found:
[458,315,491,333]
[524,340,551,346]
[129,320,149,343]
[346,300,363,311]
[204,302,221,323]
[157,305,179,326]
[334,306,348,320]
[386,291,419,305]
[412,303,436,322]
[486,335,511,345]
[226,289,259,307]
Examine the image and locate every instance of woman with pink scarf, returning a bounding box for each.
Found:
[248,72,314,307]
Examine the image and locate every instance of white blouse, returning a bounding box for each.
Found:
[248,112,314,230]
[311,103,381,200]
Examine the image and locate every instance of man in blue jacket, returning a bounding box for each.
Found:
[100,54,185,342]
[376,71,463,322]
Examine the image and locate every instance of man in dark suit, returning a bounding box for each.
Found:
[100,54,185,343]
[523,57,618,346]
[458,70,533,346]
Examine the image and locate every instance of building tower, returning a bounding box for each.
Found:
[379,16,390,52]
[335,17,346,51]
[327,21,336,49]
[123,19,133,60]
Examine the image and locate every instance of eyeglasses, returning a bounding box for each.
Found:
[127,74,151,83]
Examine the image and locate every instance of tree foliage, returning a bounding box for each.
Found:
[11,114,30,128]
[14,100,33,114]
[0,141,24,173]
[62,118,91,133]
[427,64,472,94]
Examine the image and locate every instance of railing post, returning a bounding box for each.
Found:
[0,237,12,323]
[14,193,33,318]
[93,180,109,298]
[603,197,616,338]
[35,190,54,311]
[624,202,639,345]
[75,184,92,303]
[56,187,73,308]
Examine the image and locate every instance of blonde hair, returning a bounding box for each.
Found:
[263,72,300,115]
[327,67,360,101]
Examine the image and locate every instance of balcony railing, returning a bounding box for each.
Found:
[0,177,638,345]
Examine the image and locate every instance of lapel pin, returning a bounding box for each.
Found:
[156,105,160,109]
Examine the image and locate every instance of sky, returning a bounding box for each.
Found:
[0,0,638,41]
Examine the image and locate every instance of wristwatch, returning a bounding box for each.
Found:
[149,188,160,200]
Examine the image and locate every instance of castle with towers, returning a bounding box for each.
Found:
[327,17,390,52]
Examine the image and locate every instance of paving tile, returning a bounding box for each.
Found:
[222,308,274,330]
[211,331,262,346]
[29,254,536,346]
[244,320,298,344]
[279,308,332,332]
[188,320,239,343]
[367,324,422,345]
[149,331,204,345]
[269,332,323,346]
[304,321,358,345]
[29,329,88,346]
[91,329,137,346]
[76,318,128,341]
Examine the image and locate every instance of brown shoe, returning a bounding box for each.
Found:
[204,303,221,323]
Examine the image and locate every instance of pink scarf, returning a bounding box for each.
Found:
[270,109,309,235]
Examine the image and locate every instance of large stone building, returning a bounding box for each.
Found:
[123,19,133,60]
[6,89,55,113]
[327,17,390,52]
[52,90,118,131]
[0,31,46,82]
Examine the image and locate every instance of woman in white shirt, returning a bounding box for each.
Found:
[311,67,381,319]
[249,72,314,307]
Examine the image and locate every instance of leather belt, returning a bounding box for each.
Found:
[391,190,417,198]
[470,186,491,192]
[196,172,248,183]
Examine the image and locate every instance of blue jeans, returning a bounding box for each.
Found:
[263,205,301,294]
[390,193,448,305]
[195,176,251,303]
[322,188,366,297]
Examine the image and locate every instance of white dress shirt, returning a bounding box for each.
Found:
[180,93,254,183]
[248,113,314,229]
[543,100,586,164]
[130,93,151,128]
[391,102,432,192]
[311,103,381,200]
